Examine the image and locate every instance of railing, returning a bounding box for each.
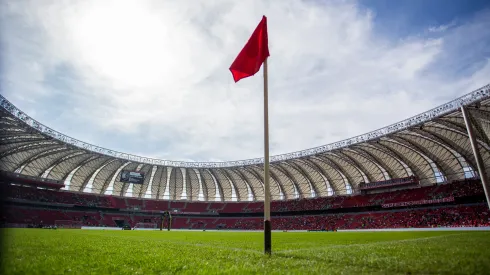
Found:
[381,197,455,208]
[359,176,419,190]
[1,171,65,188]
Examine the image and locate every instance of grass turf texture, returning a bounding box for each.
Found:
[2,229,490,274]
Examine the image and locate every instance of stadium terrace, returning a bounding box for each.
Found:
[2,176,489,230]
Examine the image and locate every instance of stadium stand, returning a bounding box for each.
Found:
[2,174,488,230]
[1,85,490,231]
[5,177,483,213]
[3,203,489,230]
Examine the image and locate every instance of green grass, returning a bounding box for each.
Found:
[2,229,490,274]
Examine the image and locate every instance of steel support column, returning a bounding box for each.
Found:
[461,106,490,210]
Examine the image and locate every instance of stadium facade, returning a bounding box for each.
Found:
[1,84,489,202]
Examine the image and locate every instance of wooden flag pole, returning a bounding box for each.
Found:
[228,15,270,254]
[263,57,272,255]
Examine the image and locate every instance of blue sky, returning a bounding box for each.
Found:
[1,0,490,162]
[362,0,490,35]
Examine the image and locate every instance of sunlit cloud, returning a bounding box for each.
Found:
[1,0,489,162]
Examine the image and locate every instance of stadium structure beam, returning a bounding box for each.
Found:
[221,169,243,202]
[0,142,58,159]
[380,138,435,184]
[247,166,282,200]
[196,169,211,201]
[293,159,333,196]
[461,106,490,210]
[298,158,341,195]
[207,169,226,201]
[156,167,168,200]
[421,125,482,168]
[435,117,469,134]
[212,169,235,201]
[241,167,266,200]
[465,108,490,149]
[331,151,375,182]
[313,155,355,193]
[468,109,490,142]
[280,161,319,198]
[0,136,47,145]
[57,155,99,182]
[39,151,86,177]
[344,148,390,179]
[352,144,408,178]
[138,165,156,198]
[402,131,468,180]
[0,143,62,172]
[78,158,113,193]
[347,149,390,180]
[393,136,453,182]
[233,169,257,201]
[413,128,475,175]
[269,168,291,199]
[430,121,490,158]
[273,163,304,199]
[194,168,208,201]
[182,168,192,201]
[371,141,415,176]
[98,160,128,195]
[82,159,119,193]
[224,169,255,201]
[14,147,69,174]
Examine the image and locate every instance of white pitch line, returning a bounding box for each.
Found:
[277,233,468,254]
[70,230,470,255]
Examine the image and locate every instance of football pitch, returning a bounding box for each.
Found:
[2,229,490,274]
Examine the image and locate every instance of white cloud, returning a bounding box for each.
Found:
[428,21,456,33]
[1,0,490,162]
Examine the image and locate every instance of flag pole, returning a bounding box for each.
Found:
[263,57,272,255]
[228,15,270,253]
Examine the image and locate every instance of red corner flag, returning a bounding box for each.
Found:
[229,16,270,82]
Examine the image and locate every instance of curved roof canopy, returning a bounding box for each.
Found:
[1,84,490,201]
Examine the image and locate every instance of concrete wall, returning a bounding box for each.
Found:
[80,226,490,232]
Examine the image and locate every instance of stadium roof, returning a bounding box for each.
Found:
[1,84,490,201]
